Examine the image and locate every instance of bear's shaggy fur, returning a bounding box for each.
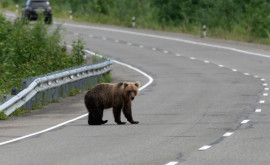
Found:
[84,81,140,125]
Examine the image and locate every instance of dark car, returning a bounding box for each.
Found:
[22,0,53,24]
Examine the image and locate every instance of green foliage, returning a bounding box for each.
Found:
[92,54,107,64]
[98,72,112,83]
[0,13,85,97]
[0,111,9,120]
[3,0,270,42]
[10,107,30,117]
[69,88,80,96]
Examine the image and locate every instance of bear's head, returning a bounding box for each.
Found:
[123,81,140,101]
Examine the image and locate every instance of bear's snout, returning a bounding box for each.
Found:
[131,96,135,101]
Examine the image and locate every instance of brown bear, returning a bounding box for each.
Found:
[84,81,140,125]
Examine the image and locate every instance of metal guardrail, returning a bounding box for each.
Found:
[0,60,112,116]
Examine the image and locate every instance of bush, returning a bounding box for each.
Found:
[0,14,86,97]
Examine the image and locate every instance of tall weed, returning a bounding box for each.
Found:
[0,14,85,97]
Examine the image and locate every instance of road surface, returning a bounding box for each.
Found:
[1,14,270,165]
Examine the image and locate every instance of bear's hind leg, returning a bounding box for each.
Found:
[88,112,99,125]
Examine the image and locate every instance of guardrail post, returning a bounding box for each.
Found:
[69,11,73,20]
[16,4,19,16]
[203,25,206,38]
[132,16,136,28]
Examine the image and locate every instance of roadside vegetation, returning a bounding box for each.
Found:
[0,13,86,100]
[0,13,112,120]
[2,0,270,44]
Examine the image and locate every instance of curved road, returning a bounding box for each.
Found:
[1,15,270,164]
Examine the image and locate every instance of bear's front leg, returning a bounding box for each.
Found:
[123,102,139,124]
[113,106,126,125]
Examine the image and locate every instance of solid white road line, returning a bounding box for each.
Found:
[62,22,270,60]
[0,49,154,146]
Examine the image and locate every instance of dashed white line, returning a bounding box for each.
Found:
[190,57,196,60]
[102,37,107,40]
[223,132,234,137]
[204,60,210,63]
[263,83,268,86]
[265,88,269,91]
[0,49,154,146]
[232,69,238,72]
[199,145,212,151]
[254,75,260,78]
[244,73,250,76]
[261,79,266,81]
[263,93,268,96]
[152,48,156,51]
[218,64,224,68]
[139,45,144,48]
[260,100,265,104]
[255,109,262,112]
[241,120,250,124]
[115,40,119,42]
[175,53,181,56]
[88,35,93,37]
[165,162,179,165]
[127,42,132,45]
[163,50,168,54]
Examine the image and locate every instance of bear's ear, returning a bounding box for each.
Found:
[123,81,129,88]
[134,81,140,88]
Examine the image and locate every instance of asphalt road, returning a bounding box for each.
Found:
[1,14,270,165]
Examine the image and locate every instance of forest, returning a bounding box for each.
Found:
[1,0,270,43]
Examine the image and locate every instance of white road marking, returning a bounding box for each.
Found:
[139,45,144,48]
[255,109,262,112]
[261,79,266,81]
[127,43,132,45]
[89,35,93,37]
[204,60,210,63]
[263,83,268,86]
[265,88,269,91]
[254,75,259,78]
[190,57,196,60]
[232,69,237,72]
[263,93,268,96]
[115,40,119,42]
[163,50,168,54]
[152,48,156,51]
[62,22,270,59]
[0,113,88,146]
[175,53,181,56]
[199,145,211,151]
[0,49,154,146]
[165,162,179,165]
[102,37,107,40]
[241,120,250,124]
[260,100,265,104]
[218,64,224,68]
[244,73,250,76]
[223,132,234,137]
